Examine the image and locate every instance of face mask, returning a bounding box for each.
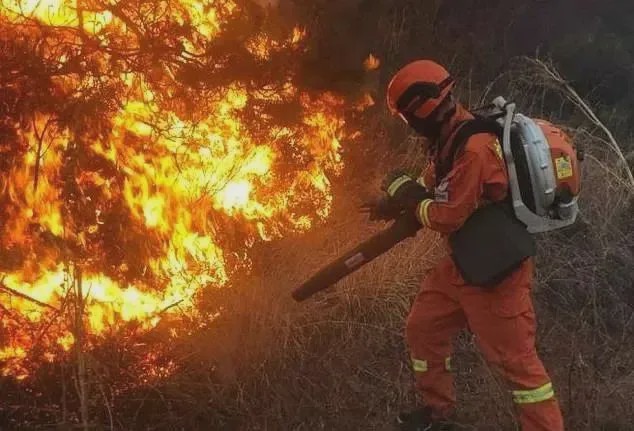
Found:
[402,105,457,140]
[407,116,443,139]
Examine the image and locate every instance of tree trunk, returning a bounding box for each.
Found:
[74,267,90,430]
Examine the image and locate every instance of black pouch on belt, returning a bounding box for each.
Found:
[449,202,536,286]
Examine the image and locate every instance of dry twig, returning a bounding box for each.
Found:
[525,57,634,191]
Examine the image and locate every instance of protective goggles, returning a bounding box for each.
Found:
[395,76,454,123]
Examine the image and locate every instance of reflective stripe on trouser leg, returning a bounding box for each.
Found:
[513,382,555,404]
[412,358,452,372]
[412,358,428,373]
[407,267,466,420]
[458,258,563,430]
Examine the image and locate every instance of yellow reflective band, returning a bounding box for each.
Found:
[387,175,411,197]
[513,382,555,404]
[444,357,451,371]
[490,138,503,161]
[412,358,428,373]
[417,176,427,188]
[416,199,433,227]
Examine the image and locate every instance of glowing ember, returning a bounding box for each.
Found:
[0,0,347,378]
[363,54,381,71]
[355,93,376,111]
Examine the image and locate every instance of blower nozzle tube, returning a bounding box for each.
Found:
[292,213,422,302]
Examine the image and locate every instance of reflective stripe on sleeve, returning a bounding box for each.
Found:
[387,175,411,197]
[513,382,555,404]
[416,199,433,227]
[412,358,428,373]
[444,357,451,371]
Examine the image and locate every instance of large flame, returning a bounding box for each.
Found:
[0,0,347,379]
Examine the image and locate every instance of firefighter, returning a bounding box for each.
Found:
[383,60,565,431]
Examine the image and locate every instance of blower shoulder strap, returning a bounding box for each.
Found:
[436,117,502,182]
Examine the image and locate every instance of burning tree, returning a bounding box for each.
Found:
[0,0,353,401]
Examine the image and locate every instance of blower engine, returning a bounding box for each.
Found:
[491,97,581,233]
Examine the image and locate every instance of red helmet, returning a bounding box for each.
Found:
[386,60,455,121]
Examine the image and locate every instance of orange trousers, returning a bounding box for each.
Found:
[406,256,564,431]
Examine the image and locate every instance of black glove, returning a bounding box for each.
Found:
[381,169,410,192]
[381,171,433,210]
[360,196,402,221]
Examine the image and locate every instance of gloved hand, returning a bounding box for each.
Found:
[360,196,402,221]
[381,169,411,193]
[381,171,433,209]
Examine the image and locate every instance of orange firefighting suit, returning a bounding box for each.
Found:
[408,104,564,430]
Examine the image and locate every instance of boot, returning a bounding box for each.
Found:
[396,407,454,431]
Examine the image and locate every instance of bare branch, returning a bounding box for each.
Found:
[524,57,634,191]
[0,279,59,311]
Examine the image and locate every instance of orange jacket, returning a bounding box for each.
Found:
[417,105,508,233]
